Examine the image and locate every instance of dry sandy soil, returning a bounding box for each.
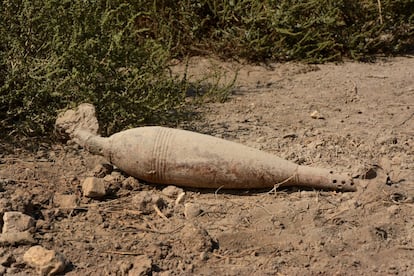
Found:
[1,56,413,275]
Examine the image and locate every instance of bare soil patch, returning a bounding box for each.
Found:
[1,57,413,275]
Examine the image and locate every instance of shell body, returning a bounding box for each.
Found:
[78,126,356,191]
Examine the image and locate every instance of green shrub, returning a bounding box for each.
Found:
[0,0,200,138]
[146,0,413,62]
[1,0,413,141]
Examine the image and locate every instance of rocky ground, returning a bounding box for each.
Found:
[1,56,413,275]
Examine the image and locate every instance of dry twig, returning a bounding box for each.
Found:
[377,0,383,24]
[104,251,142,256]
[267,171,298,195]
[153,204,169,221]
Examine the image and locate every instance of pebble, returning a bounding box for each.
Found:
[82,177,106,198]
[310,110,325,119]
[2,211,35,233]
[0,231,36,245]
[103,174,115,183]
[199,251,208,261]
[184,203,202,219]
[23,245,66,276]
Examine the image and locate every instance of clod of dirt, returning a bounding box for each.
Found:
[132,191,166,214]
[2,211,35,233]
[82,177,107,198]
[0,231,35,246]
[162,186,184,198]
[23,245,66,276]
[55,103,99,141]
[104,171,126,184]
[127,255,153,276]
[53,194,78,209]
[122,176,141,190]
[92,163,113,178]
[184,203,203,219]
[178,223,214,254]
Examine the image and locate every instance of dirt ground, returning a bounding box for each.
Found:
[1,56,414,275]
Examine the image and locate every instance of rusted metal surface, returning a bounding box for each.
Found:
[75,127,356,191]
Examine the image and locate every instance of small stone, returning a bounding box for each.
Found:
[199,251,208,261]
[23,245,66,276]
[128,255,152,276]
[2,211,35,233]
[53,194,78,209]
[256,136,266,143]
[82,177,106,198]
[162,186,184,198]
[0,231,36,245]
[92,163,113,178]
[184,203,202,219]
[310,110,325,119]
